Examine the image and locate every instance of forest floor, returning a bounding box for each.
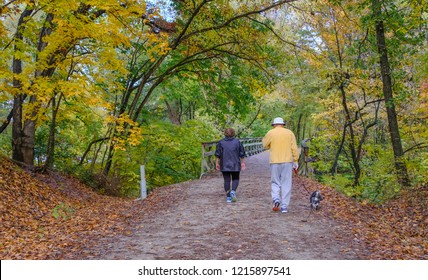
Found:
[0,152,427,260]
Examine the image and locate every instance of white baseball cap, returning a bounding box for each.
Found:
[272,117,285,125]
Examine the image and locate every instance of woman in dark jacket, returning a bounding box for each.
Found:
[215,128,246,203]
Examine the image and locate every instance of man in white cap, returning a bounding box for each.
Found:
[262,117,299,213]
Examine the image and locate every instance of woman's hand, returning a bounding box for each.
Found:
[241,162,246,171]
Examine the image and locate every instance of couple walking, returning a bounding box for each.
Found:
[215,117,299,213]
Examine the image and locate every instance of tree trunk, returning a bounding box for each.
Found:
[296,113,303,142]
[371,0,411,187]
[339,83,360,186]
[103,143,115,176]
[43,94,62,171]
[11,6,34,165]
[12,95,25,163]
[331,120,347,176]
[21,102,37,165]
[165,99,182,125]
[12,10,56,166]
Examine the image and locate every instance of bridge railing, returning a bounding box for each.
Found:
[200,137,265,178]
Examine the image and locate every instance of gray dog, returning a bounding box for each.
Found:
[310,190,323,210]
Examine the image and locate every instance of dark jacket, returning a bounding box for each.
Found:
[215,137,246,172]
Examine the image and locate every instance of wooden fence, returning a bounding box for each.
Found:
[200,138,264,178]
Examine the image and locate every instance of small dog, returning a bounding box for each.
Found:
[310,190,323,210]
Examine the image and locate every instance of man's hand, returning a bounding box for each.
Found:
[293,162,299,170]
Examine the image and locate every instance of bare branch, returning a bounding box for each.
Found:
[176,1,298,45]
[404,143,428,154]
[0,109,13,134]
[1,0,19,10]
[79,137,110,165]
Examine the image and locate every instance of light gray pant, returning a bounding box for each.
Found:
[270,162,293,209]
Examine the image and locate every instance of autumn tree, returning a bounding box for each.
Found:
[0,0,146,169]
[1,1,299,173]
[267,0,427,196]
[267,0,381,186]
[90,0,299,176]
[369,0,417,187]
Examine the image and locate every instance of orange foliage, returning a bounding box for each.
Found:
[0,156,143,259]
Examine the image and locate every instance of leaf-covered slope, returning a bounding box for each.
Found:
[0,156,141,259]
[307,177,428,259]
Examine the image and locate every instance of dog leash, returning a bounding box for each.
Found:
[300,205,316,222]
[301,181,313,196]
[300,181,317,222]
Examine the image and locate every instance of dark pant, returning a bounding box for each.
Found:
[222,171,240,197]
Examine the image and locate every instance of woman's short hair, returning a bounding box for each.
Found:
[224,128,235,137]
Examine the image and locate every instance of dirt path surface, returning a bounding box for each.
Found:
[84,151,366,260]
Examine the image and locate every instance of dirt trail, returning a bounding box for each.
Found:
[88,151,365,260]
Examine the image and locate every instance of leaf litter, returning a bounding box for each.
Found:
[1,153,427,259]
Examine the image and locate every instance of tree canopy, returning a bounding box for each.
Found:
[1,0,427,201]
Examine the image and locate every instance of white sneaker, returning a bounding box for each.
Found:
[230,191,237,202]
